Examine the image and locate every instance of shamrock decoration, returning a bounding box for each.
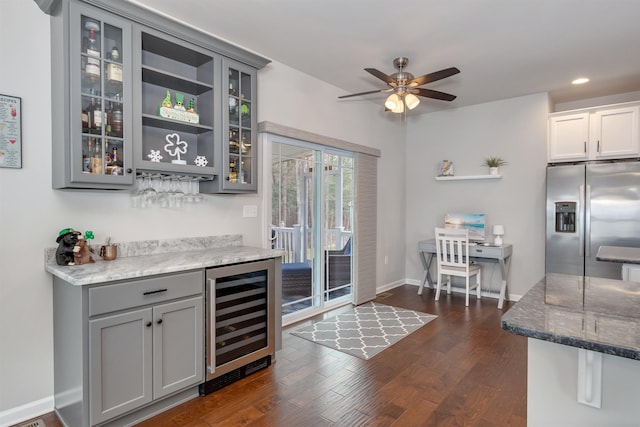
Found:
[84,230,95,249]
[164,133,188,164]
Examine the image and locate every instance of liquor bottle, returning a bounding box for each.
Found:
[104,139,111,165]
[111,145,120,165]
[83,138,92,173]
[229,128,239,153]
[239,160,247,184]
[85,29,101,82]
[88,89,102,135]
[229,160,237,183]
[92,138,102,174]
[105,100,112,136]
[107,46,123,84]
[86,29,100,57]
[82,103,89,133]
[110,95,123,137]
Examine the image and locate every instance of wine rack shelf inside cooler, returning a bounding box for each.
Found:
[214,271,268,367]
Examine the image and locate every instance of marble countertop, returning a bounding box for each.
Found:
[596,245,640,264]
[501,273,640,360]
[45,235,284,286]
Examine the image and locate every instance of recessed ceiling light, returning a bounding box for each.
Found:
[572,77,590,85]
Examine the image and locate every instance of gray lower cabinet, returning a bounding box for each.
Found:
[54,270,204,427]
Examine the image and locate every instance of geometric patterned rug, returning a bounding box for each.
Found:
[290,302,437,359]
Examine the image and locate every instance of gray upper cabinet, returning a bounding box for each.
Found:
[201,59,258,193]
[44,0,270,192]
[51,0,135,189]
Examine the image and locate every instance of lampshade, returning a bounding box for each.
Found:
[385,93,401,110]
[493,225,504,236]
[405,93,420,110]
[391,101,404,113]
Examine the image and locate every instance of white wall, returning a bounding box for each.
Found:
[404,93,549,299]
[0,0,406,420]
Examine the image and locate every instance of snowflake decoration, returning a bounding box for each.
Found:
[194,155,208,167]
[147,149,163,162]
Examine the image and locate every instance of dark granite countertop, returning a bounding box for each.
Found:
[501,273,640,360]
[596,245,640,264]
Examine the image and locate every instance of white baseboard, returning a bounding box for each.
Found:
[376,279,407,294]
[0,396,53,427]
[397,280,522,303]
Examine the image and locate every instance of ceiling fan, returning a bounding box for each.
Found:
[338,57,460,113]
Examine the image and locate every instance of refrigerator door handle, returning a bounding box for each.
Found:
[585,184,592,257]
[579,184,585,257]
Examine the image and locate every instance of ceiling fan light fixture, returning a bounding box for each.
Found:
[385,93,401,110]
[405,93,420,110]
[385,93,405,113]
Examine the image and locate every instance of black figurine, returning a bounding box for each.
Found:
[55,228,81,266]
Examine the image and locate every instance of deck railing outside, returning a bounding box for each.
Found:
[270,225,351,264]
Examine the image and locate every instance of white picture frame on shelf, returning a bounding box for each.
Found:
[438,160,454,176]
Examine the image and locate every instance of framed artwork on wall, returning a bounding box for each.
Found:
[438,160,454,176]
[0,94,22,169]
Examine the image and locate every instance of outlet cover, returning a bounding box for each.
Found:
[243,205,258,217]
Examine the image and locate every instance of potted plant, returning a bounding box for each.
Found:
[483,156,507,175]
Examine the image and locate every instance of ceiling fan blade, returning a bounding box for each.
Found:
[409,67,460,87]
[338,89,390,99]
[364,68,396,85]
[413,88,457,101]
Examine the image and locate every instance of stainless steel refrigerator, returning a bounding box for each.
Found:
[546,161,640,279]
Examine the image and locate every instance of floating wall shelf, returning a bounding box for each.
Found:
[435,174,502,181]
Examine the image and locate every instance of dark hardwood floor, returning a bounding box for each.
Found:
[22,285,527,427]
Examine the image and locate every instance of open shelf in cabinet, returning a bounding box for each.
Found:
[142,66,213,96]
[138,29,217,176]
[142,114,213,134]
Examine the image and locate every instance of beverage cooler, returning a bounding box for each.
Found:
[200,259,276,395]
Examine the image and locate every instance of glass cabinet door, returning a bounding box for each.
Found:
[70,3,133,186]
[223,59,257,192]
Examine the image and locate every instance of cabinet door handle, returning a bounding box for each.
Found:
[156,319,163,325]
[584,141,587,153]
[143,288,167,296]
[146,321,152,327]
[597,140,600,152]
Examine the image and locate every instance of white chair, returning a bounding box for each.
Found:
[434,227,482,306]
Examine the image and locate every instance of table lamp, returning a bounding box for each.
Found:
[493,225,504,246]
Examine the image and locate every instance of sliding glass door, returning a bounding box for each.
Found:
[271,139,354,323]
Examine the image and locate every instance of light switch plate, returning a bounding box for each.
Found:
[243,205,258,217]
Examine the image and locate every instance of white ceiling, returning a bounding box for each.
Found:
[128,0,640,114]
